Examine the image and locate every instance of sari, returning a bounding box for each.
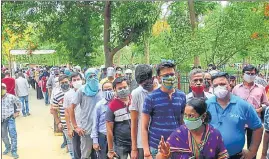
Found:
[167,124,228,159]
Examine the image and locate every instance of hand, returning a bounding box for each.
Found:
[144,150,153,159]
[107,151,117,159]
[67,129,74,139]
[57,123,63,131]
[93,143,101,151]
[240,149,256,159]
[260,155,266,159]
[13,112,20,118]
[131,149,138,159]
[158,135,170,156]
[75,127,85,136]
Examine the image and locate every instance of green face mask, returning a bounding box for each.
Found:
[2,89,6,96]
[183,116,203,130]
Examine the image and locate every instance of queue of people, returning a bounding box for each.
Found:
[2,62,269,159]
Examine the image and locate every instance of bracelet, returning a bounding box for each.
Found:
[108,149,114,152]
[161,149,170,157]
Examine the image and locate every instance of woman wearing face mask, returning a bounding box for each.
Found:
[156,98,229,159]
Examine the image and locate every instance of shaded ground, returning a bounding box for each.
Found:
[1,88,263,159]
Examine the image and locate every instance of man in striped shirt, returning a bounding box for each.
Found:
[51,74,74,158]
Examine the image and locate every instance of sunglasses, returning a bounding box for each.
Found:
[211,72,229,81]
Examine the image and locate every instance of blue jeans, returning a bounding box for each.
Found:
[114,144,131,159]
[43,91,49,105]
[19,95,29,116]
[96,133,107,159]
[1,117,18,153]
[63,129,74,159]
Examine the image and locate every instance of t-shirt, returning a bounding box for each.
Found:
[63,88,81,127]
[106,98,131,146]
[206,94,262,156]
[72,87,102,134]
[129,86,149,148]
[142,88,186,149]
[53,90,67,130]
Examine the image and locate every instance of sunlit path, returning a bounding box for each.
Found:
[2,88,69,159]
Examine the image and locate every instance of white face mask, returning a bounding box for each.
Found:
[213,85,229,99]
[243,73,256,83]
[73,80,83,89]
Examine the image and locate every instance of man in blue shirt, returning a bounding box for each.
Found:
[142,61,186,159]
[206,72,263,158]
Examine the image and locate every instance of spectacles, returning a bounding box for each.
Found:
[160,73,175,77]
[211,72,229,81]
[161,59,175,64]
[192,78,203,84]
[245,72,256,76]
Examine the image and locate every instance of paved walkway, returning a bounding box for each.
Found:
[2,88,69,159]
[1,88,264,159]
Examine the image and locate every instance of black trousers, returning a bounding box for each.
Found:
[246,128,256,159]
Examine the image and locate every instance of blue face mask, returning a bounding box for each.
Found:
[103,90,114,101]
[86,77,99,92]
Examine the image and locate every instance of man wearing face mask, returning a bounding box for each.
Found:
[204,72,213,93]
[129,64,153,159]
[186,69,214,102]
[232,65,269,156]
[142,61,186,159]
[63,72,83,159]
[106,77,132,159]
[91,81,114,159]
[100,67,115,85]
[51,74,74,158]
[229,75,236,91]
[125,69,138,93]
[70,68,102,159]
[206,72,263,159]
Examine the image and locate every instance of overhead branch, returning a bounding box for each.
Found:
[76,2,104,15]
[111,30,134,56]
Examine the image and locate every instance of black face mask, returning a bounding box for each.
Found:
[204,80,211,88]
[142,79,153,92]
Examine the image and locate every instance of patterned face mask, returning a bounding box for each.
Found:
[161,75,177,90]
[103,90,114,101]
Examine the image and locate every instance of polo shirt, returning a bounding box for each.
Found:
[206,94,262,156]
[142,88,186,149]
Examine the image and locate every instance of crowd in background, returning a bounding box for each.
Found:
[1,61,269,159]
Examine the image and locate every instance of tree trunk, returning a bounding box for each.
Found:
[188,0,200,67]
[130,53,134,65]
[144,35,150,64]
[104,1,112,67]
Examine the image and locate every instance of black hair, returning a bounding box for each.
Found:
[102,81,113,90]
[229,75,236,80]
[70,72,82,81]
[156,62,175,76]
[242,65,258,74]
[112,77,128,89]
[187,98,212,124]
[135,64,152,84]
[58,74,69,82]
[212,65,217,70]
[211,72,229,81]
[116,67,122,71]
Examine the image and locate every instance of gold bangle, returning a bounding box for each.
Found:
[161,149,170,157]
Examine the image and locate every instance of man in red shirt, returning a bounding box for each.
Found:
[2,71,15,95]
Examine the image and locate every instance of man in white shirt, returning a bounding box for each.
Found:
[15,72,30,117]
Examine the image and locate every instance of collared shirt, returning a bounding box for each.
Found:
[15,77,29,97]
[91,98,108,144]
[63,88,81,127]
[1,93,22,120]
[72,87,102,134]
[129,85,150,148]
[206,94,262,156]
[186,91,214,102]
[142,88,186,149]
[232,83,269,109]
